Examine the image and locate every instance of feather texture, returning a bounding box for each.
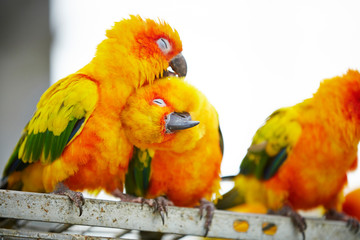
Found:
[2,16,185,194]
[122,78,223,207]
[218,70,360,213]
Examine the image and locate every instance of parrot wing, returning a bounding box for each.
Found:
[125,146,154,197]
[240,106,302,180]
[217,106,303,210]
[3,76,98,177]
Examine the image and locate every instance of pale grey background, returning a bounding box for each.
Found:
[0,0,50,172]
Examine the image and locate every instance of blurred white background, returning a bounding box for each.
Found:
[50,0,360,195]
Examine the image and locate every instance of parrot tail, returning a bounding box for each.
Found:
[216,175,249,210]
[216,187,245,210]
[221,175,237,181]
[217,174,269,211]
[0,177,8,189]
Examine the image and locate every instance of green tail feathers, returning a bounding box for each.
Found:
[216,186,246,210]
[125,147,153,197]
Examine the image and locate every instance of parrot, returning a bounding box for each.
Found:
[216,70,360,237]
[119,77,224,236]
[0,15,187,215]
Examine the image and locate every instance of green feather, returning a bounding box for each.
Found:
[216,186,245,210]
[56,127,69,158]
[240,143,288,180]
[134,165,145,195]
[125,147,153,197]
[24,134,35,162]
[43,130,52,160]
[3,134,26,176]
[50,133,59,161]
[3,78,98,179]
[254,151,268,179]
[30,132,42,162]
[263,147,287,180]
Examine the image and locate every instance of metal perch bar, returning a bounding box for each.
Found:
[0,190,358,240]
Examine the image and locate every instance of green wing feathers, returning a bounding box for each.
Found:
[218,106,304,210]
[125,147,154,197]
[240,107,302,180]
[3,76,98,177]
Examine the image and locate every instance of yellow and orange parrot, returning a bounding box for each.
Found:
[120,77,223,235]
[1,15,186,215]
[216,70,360,236]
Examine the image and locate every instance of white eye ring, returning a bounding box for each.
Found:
[156,38,171,54]
[153,98,167,107]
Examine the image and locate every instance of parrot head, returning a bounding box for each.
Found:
[121,77,207,152]
[93,15,186,87]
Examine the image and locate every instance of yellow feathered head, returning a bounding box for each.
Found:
[94,15,186,87]
[121,77,210,153]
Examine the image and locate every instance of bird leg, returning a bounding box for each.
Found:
[112,189,174,224]
[112,188,144,203]
[325,209,359,234]
[268,205,306,240]
[52,182,85,216]
[198,198,215,237]
[144,196,174,225]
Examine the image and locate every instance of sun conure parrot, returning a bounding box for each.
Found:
[0,15,187,215]
[216,70,360,237]
[119,77,224,236]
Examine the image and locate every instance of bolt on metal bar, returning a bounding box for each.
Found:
[0,190,358,240]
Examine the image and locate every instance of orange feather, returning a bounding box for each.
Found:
[3,15,185,195]
[218,70,360,213]
[343,188,360,221]
[122,77,223,207]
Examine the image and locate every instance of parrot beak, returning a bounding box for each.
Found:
[169,53,187,77]
[165,112,199,133]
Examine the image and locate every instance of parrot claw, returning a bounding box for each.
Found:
[113,190,174,225]
[159,210,165,225]
[142,196,174,225]
[53,182,85,216]
[325,209,360,234]
[198,199,215,237]
[346,218,360,234]
[268,205,306,240]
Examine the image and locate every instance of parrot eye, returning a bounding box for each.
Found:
[153,98,167,107]
[156,38,171,54]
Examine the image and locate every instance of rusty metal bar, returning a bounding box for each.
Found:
[0,190,358,240]
[0,227,119,240]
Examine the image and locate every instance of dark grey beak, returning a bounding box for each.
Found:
[165,112,199,133]
[169,53,187,77]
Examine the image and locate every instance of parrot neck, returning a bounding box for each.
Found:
[312,70,360,144]
[76,62,136,114]
[81,57,141,87]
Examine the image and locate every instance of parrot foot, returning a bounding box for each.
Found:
[198,198,215,237]
[325,209,360,234]
[112,190,174,225]
[268,205,306,240]
[141,196,174,225]
[53,182,85,216]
